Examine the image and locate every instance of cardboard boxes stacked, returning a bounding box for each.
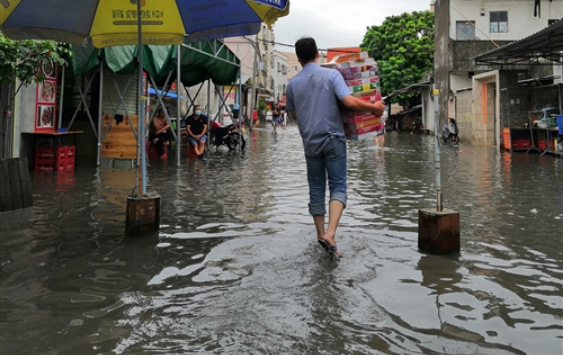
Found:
[322,52,383,141]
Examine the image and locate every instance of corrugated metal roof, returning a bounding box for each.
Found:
[474,20,563,65]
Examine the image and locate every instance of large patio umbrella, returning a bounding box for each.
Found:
[0,0,290,195]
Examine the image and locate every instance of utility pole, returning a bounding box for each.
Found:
[249,36,259,132]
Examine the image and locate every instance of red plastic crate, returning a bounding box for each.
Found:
[36,147,54,160]
[512,139,530,149]
[57,146,75,161]
[36,159,75,172]
[56,160,74,172]
[538,140,547,150]
[503,128,510,151]
[35,161,54,172]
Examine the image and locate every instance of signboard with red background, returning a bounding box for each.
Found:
[34,58,58,132]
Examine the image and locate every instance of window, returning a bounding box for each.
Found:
[490,11,508,33]
[456,21,475,40]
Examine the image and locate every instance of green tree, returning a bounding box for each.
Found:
[361,10,434,107]
[0,35,71,157]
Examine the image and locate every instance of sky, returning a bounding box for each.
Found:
[273,0,434,51]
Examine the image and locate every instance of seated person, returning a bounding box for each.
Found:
[148,107,171,159]
[185,104,207,159]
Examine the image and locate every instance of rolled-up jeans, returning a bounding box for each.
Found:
[305,135,347,216]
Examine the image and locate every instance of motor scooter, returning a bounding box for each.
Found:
[209,117,246,150]
[410,120,423,134]
[441,118,459,144]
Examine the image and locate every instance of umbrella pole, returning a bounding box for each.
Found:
[136,2,147,195]
[97,62,104,166]
[125,0,160,236]
[176,44,181,166]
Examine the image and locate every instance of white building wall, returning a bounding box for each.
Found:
[224,36,256,79]
[450,0,563,41]
[272,50,288,102]
[450,75,473,92]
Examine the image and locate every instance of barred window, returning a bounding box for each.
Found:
[490,11,508,33]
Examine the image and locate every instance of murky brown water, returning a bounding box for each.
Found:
[1,126,562,355]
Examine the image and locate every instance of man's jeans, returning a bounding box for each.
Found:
[305,136,347,216]
[188,135,207,146]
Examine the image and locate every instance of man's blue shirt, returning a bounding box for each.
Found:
[286,62,351,156]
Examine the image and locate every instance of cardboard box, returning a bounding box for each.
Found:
[346,117,382,130]
[347,77,380,93]
[345,77,379,87]
[330,52,369,63]
[346,123,382,135]
[338,68,378,80]
[342,112,379,121]
[340,58,376,68]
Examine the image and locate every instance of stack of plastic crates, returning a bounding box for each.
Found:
[35,146,75,172]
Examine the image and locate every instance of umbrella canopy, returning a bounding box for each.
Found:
[70,39,240,86]
[0,0,289,47]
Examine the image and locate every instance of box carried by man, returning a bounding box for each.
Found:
[322,52,384,141]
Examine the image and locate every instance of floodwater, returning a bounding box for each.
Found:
[1,126,562,355]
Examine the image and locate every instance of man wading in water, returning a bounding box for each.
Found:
[286,37,385,259]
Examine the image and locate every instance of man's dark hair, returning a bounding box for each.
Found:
[295,37,318,63]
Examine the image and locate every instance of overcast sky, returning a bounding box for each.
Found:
[273,0,434,51]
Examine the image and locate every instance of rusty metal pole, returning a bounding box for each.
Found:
[433,89,443,212]
[418,88,460,255]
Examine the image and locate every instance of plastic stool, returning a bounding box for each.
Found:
[187,143,198,158]
[146,139,169,159]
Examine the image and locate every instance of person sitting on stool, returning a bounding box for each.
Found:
[186,104,207,159]
[149,107,171,159]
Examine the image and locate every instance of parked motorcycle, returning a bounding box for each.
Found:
[410,120,424,134]
[441,118,459,144]
[210,117,246,150]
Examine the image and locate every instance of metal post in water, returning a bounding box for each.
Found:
[125,0,160,236]
[96,62,104,166]
[418,88,460,255]
[433,89,443,212]
[206,80,211,154]
[176,44,181,166]
[137,0,147,195]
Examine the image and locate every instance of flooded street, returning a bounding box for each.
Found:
[1,126,562,355]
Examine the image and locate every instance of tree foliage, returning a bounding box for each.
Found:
[0,34,71,157]
[361,11,434,107]
[0,34,70,97]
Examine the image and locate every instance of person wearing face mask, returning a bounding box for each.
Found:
[185,104,208,159]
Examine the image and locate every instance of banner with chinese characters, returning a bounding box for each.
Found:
[34,58,58,132]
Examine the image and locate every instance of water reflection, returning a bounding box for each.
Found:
[1,126,561,354]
